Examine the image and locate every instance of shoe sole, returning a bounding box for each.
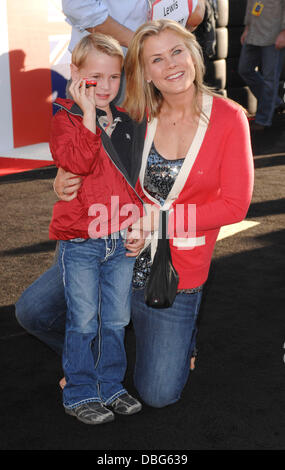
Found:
[65,407,115,425]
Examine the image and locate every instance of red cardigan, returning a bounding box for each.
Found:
[135,95,254,289]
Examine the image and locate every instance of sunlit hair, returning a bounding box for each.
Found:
[123,19,217,122]
[71,32,124,69]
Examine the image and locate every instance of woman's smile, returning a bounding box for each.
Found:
[165,71,185,81]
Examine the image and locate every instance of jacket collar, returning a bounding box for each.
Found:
[54,98,131,122]
[139,93,213,209]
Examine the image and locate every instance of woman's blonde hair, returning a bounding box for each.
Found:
[71,32,124,69]
[123,19,216,122]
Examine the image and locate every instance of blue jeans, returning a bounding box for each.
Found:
[59,235,135,408]
[15,257,201,408]
[131,288,202,408]
[238,43,285,126]
[15,261,66,355]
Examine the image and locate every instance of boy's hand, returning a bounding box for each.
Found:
[69,78,96,113]
[53,167,82,201]
[125,229,147,257]
[130,205,160,234]
[69,79,97,133]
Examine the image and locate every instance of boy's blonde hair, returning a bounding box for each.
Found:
[72,32,124,69]
[123,19,217,122]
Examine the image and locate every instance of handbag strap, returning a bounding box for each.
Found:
[160,209,166,237]
[155,210,172,259]
[159,209,168,240]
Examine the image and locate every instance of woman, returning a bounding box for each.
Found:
[16,19,253,409]
[122,19,254,408]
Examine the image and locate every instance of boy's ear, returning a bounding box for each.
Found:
[70,63,80,81]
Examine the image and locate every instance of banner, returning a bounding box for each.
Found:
[0,0,70,162]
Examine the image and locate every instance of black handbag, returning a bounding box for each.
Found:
[144,210,179,308]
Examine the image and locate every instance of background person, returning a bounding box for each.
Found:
[62,0,205,53]
[238,0,285,131]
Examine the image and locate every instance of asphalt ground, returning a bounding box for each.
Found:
[0,113,284,452]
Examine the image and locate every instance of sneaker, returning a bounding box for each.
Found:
[109,393,142,415]
[65,402,115,425]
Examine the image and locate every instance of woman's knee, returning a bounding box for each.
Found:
[15,292,34,331]
[15,264,65,332]
[135,379,181,409]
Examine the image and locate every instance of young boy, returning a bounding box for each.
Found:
[49,33,145,425]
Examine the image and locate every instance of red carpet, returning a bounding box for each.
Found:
[0,157,54,176]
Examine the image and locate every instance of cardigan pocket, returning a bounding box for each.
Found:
[172,236,206,249]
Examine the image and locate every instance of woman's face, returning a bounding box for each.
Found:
[142,30,196,97]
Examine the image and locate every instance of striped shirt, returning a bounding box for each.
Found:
[244,0,285,46]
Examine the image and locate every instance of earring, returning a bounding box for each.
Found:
[147,79,151,84]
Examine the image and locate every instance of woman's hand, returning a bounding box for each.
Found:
[53,167,82,201]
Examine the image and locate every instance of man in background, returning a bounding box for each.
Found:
[238,0,285,131]
[62,0,205,53]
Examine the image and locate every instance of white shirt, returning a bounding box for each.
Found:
[62,0,198,52]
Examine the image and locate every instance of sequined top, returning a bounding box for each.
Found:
[132,143,203,294]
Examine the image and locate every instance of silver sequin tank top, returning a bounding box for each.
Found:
[132,143,202,294]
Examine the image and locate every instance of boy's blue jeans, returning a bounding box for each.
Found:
[59,235,135,409]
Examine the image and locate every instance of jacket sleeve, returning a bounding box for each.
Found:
[49,110,102,175]
[171,107,254,234]
[62,0,109,30]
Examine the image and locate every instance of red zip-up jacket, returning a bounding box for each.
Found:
[49,99,146,240]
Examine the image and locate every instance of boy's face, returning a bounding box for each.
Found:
[71,49,122,111]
